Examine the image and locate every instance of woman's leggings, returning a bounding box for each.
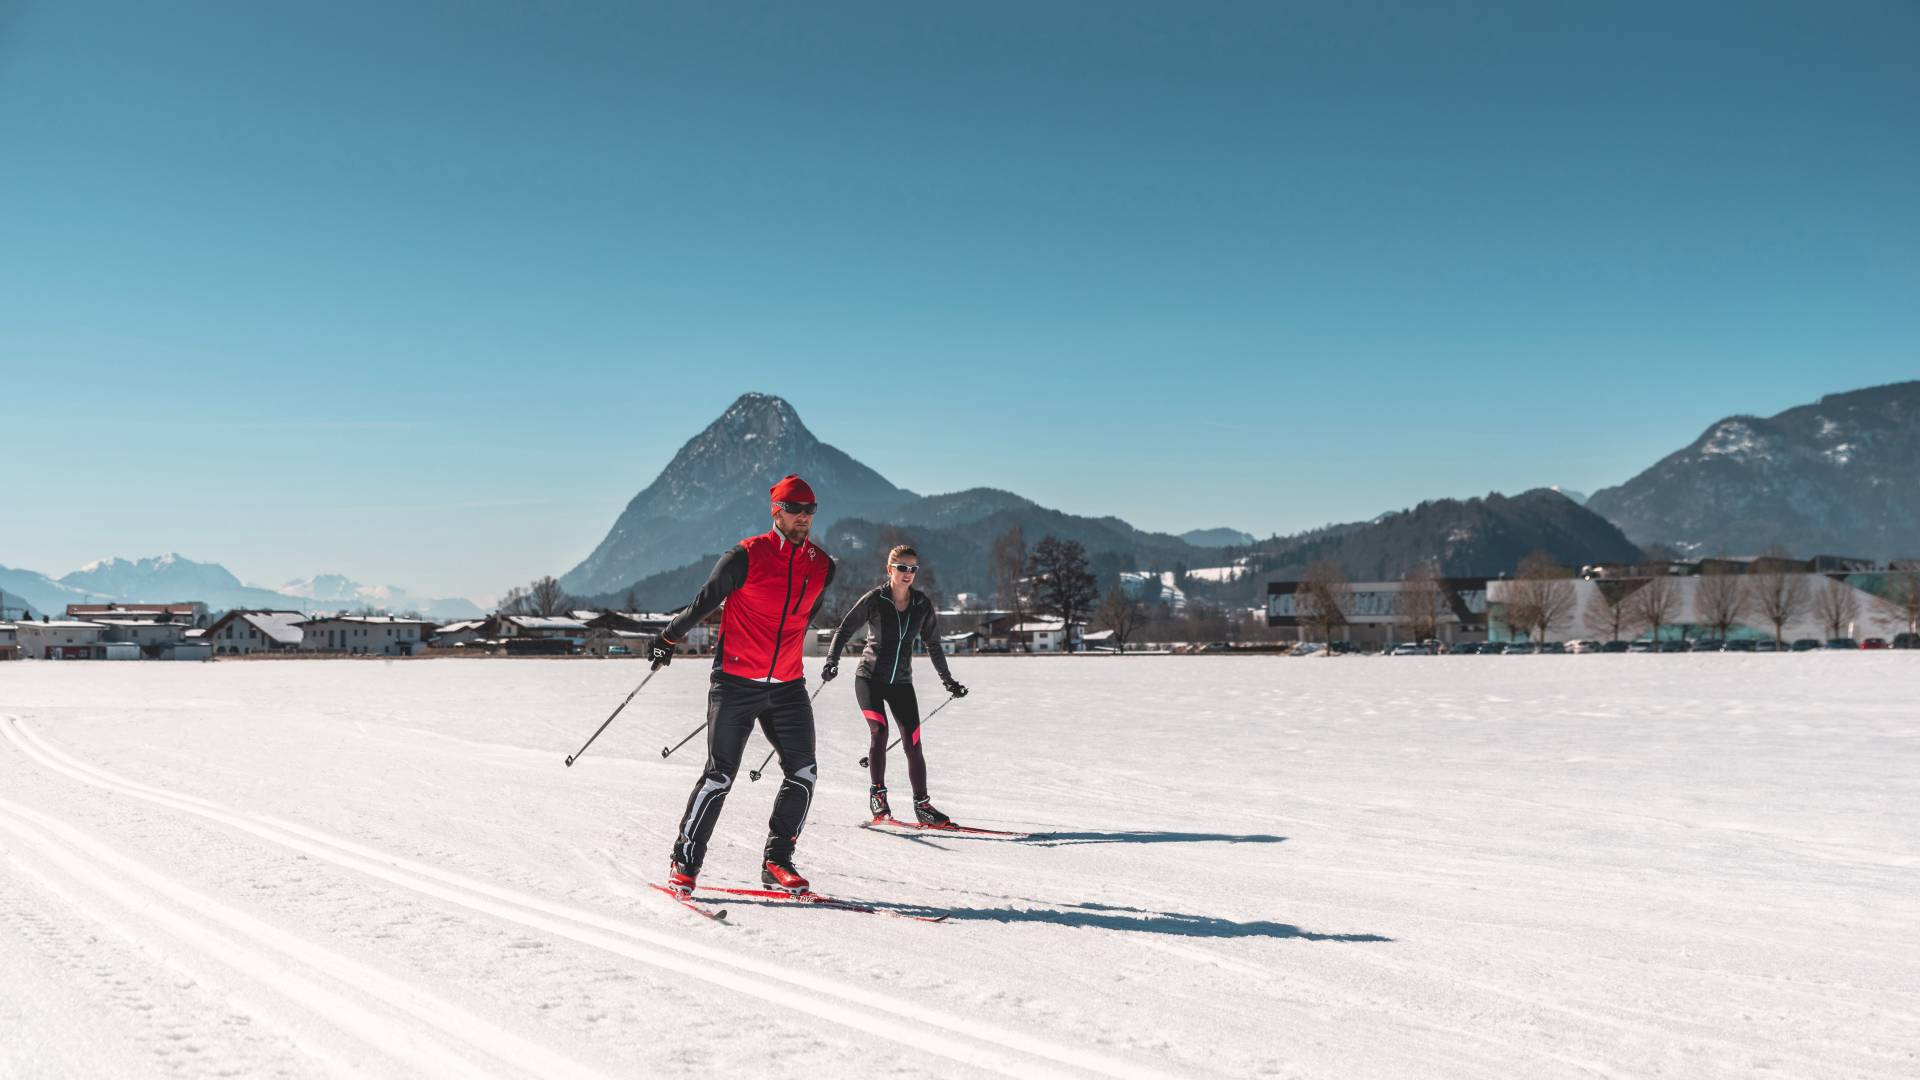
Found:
[854,676,927,799]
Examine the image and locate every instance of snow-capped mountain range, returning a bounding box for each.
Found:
[0,554,482,621]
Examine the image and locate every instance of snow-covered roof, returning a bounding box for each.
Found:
[298,615,434,627]
[1009,621,1068,633]
[435,620,484,633]
[19,620,106,630]
[504,616,589,631]
[242,612,306,645]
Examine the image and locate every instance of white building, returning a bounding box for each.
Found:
[430,620,487,648]
[94,619,191,654]
[0,623,18,661]
[204,611,307,655]
[15,620,107,659]
[1008,620,1085,653]
[296,615,432,656]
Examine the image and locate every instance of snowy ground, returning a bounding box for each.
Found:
[2,655,1916,1079]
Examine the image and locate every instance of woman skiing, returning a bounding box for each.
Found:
[821,545,968,825]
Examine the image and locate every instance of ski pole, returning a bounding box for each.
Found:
[659,719,708,759]
[564,665,661,767]
[748,682,829,781]
[858,694,955,769]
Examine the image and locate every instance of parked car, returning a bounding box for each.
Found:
[1505,642,1537,655]
[1692,640,1725,652]
[1862,637,1890,650]
[1479,642,1507,655]
[1602,640,1631,653]
[1660,640,1692,653]
[1893,633,1920,650]
[1627,640,1657,653]
[1450,642,1482,655]
[1753,639,1780,652]
[1723,639,1756,652]
[1564,639,1601,654]
[1537,641,1567,655]
[1389,642,1430,656]
[1826,638,1859,650]
[1791,638,1824,652]
[1289,642,1324,657]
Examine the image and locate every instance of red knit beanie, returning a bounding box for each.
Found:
[770,475,816,505]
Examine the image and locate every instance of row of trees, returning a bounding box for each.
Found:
[1291,553,1920,650]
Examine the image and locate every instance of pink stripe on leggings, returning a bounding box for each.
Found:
[862,709,886,725]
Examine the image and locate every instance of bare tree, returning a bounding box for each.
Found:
[1749,561,1809,645]
[989,525,1027,621]
[1392,563,1449,644]
[623,586,641,614]
[527,576,573,618]
[1877,569,1920,635]
[1511,551,1577,646]
[1094,583,1144,652]
[1583,579,1634,641]
[1027,537,1099,652]
[1811,577,1861,640]
[498,585,531,616]
[1623,572,1681,642]
[1296,560,1349,657]
[1694,562,1750,641]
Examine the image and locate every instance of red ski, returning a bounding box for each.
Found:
[649,882,729,921]
[862,815,1033,839]
[699,885,948,923]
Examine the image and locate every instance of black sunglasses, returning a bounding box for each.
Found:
[776,501,818,515]
[890,563,920,573]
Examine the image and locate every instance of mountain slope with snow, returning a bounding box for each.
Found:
[1587,381,1920,558]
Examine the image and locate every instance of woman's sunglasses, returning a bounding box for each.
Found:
[776,500,818,515]
[890,563,920,573]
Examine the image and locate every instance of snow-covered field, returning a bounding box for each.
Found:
[3,655,1915,1078]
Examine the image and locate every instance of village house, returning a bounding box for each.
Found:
[204,610,307,656]
[429,619,487,648]
[0,623,18,661]
[15,619,108,660]
[296,615,433,656]
[66,602,209,627]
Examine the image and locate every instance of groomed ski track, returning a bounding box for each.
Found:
[4,656,1916,1078]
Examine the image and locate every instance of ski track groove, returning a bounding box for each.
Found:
[0,799,554,1080]
[4,715,1174,1080]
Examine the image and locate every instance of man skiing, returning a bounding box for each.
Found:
[647,475,836,897]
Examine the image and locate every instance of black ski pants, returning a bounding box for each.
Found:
[855,676,928,801]
[671,673,817,871]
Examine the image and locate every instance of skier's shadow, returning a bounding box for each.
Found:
[1019,830,1285,848]
[860,827,1286,849]
[886,899,1388,942]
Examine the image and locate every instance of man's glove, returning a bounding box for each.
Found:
[821,658,839,682]
[941,676,968,698]
[646,635,676,668]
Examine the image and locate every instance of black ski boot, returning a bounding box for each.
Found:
[869,786,892,822]
[761,837,809,894]
[913,797,951,827]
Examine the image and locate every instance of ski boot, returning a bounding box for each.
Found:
[665,860,699,898]
[869,785,892,822]
[914,797,951,827]
[761,837,809,895]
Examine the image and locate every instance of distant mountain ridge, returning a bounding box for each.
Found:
[1240,489,1644,586]
[1586,381,1920,560]
[0,554,481,620]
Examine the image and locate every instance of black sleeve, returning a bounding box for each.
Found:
[825,583,871,664]
[806,552,838,625]
[919,598,953,680]
[663,546,748,642]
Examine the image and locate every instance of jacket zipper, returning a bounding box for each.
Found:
[890,600,910,682]
[765,538,798,680]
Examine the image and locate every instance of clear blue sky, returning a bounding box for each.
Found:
[3,1,1915,600]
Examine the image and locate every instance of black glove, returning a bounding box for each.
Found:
[821,658,839,682]
[646,635,676,668]
[941,676,968,698]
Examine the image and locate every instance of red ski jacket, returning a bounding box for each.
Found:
[661,529,836,683]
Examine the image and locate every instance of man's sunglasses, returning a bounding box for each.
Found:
[776,501,818,515]
[890,563,920,573]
